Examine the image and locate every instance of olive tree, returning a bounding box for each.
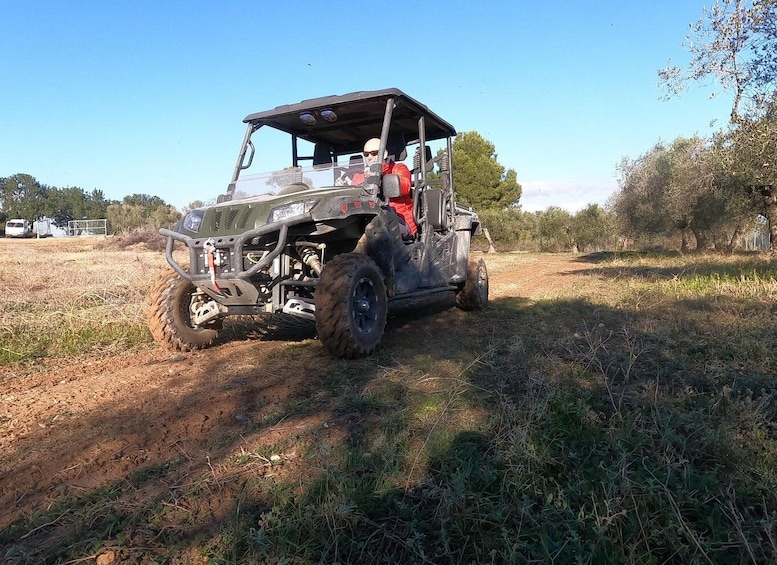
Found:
[660,0,777,121]
[660,1,777,249]
[571,204,618,252]
[476,207,536,249]
[720,100,777,247]
[534,207,573,252]
[613,143,676,245]
[613,137,747,251]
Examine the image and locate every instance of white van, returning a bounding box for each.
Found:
[5,219,31,238]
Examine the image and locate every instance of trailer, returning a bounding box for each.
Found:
[32,218,53,238]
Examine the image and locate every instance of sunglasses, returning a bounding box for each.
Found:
[363,150,380,157]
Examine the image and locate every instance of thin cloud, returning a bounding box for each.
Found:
[519,178,618,213]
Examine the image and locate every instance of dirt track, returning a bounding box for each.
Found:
[0,253,591,531]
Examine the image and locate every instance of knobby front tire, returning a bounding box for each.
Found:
[147,270,220,352]
[315,253,387,359]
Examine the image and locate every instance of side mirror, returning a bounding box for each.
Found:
[382,174,401,199]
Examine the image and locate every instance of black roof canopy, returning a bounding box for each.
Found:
[243,88,456,155]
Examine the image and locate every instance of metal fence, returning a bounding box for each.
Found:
[67,219,107,237]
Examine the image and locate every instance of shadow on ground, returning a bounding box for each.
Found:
[3,259,777,562]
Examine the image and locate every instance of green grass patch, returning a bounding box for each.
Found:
[0,315,151,364]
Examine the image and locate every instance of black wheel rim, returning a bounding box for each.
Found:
[178,290,194,327]
[350,276,379,334]
[177,284,201,331]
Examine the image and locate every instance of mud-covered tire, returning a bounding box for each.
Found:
[314,253,387,358]
[456,257,489,311]
[147,270,219,351]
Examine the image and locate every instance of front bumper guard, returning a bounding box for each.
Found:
[159,222,290,283]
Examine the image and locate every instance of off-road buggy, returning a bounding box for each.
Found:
[148,88,488,358]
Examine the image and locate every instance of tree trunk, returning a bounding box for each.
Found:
[757,186,777,255]
[768,217,777,256]
[726,224,744,253]
[692,229,712,252]
[482,227,497,254]
[680,229,692,253]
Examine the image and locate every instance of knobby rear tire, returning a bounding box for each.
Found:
[456,257,489,311]
[147,270,219,352]
[314,253,387,359]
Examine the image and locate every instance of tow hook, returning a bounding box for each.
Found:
[203,238,222,293]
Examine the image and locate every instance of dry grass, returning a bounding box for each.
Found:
[0,237,171,363]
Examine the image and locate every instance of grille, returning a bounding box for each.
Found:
[227,209,239,228]
[237,209,251,230]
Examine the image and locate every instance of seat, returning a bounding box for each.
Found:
[413,145,433,175]
[424,188,445,231]
[313,142,333,169]
[348,154,364,175]
[386,132,407,162]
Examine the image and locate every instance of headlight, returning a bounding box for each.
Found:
[269,200,318,223]
[182,211,204,233]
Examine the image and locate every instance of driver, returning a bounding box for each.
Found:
[351,138,417,239]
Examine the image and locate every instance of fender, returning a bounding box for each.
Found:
[355,212,396,296]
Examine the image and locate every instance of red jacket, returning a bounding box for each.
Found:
[352,162,417,235]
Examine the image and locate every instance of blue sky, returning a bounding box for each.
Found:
[0,1,734,213]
